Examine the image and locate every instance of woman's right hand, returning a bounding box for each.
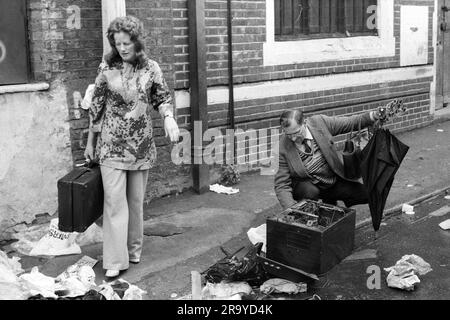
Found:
[84,144,95,162]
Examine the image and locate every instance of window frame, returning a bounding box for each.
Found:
[0,0,31,86]
[263,0,395,66]
[274,0,378,41]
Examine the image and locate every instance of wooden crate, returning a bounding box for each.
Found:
[266,200,356,275]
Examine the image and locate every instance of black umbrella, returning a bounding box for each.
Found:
[359,128,409,231]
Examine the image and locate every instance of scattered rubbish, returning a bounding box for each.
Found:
[55,276,91,298]
[384,254,432,291]
[29,219,81,256]
[75,222,103,246]
[19,267,58,298]
[407,184,414,188]
[445,195,450,200]
[260,278,307,295]
[247,224,267,253]
[144,222,191,237]
[439,219,450,230]
[401,203,415,215]
[56,256,98,283]
[209,183,239,195]
[344,249,378,261]
[170,293,178,299]
[0,250,24,276]
[203,243,268,286]
[436,129,444,132]
[202,281,252,300]
[428,205,450,217]
[381,222,388,226]
[98,279,147,300]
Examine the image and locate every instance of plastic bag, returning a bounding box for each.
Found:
[29,219,81,256]
[19,267,57,298]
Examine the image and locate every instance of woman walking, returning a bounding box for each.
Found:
[84,16,179,278]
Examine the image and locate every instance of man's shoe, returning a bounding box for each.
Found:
[129,258,140,264]
[105,270,120,278]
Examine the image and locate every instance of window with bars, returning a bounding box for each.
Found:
[275,0,377,41]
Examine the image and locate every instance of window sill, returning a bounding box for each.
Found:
[263,35,395,66]
[0,82,50,94]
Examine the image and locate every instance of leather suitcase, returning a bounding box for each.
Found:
[57,163,103,232]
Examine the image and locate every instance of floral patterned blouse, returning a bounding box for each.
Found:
[89,57,173,170]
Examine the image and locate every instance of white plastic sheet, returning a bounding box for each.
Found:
[247,224,267,253]
[29,219,81,256]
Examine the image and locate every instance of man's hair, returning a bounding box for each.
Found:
[280,109,304,128]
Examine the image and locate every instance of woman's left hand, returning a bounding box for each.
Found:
[164,117,180,143]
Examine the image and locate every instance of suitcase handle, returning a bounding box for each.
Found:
[75,160,99,169]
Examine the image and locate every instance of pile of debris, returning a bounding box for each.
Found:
[0,251,146,300]
[175,243,316,300]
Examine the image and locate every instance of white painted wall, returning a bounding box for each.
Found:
[175,66,433,108]
[400,5,429,66]
[0,83,73,240]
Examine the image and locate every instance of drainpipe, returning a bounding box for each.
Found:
[227,0,236,164]
[188,0,209,194]
[227,0,235,131]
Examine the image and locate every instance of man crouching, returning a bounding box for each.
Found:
[274,109,380,210]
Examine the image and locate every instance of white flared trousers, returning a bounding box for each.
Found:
[100,165,149,270]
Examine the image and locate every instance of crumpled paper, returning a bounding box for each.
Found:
[384,254,432,291]
[201,281,252,300]
[209,184,239,195]
[260,278,307,295]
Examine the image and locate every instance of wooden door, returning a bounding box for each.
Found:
[437,0,450,109]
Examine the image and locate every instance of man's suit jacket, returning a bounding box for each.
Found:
[274,112,374,209]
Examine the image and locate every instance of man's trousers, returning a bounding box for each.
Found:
[292,176,368,207]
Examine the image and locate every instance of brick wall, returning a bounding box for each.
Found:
[21,0,436,202]
[172,0,435,180]
[173,0,435,89]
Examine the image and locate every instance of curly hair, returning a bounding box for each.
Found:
[105,16,147,68]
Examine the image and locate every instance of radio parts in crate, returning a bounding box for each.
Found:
[266,199,356,276]
[277,200,347,228]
